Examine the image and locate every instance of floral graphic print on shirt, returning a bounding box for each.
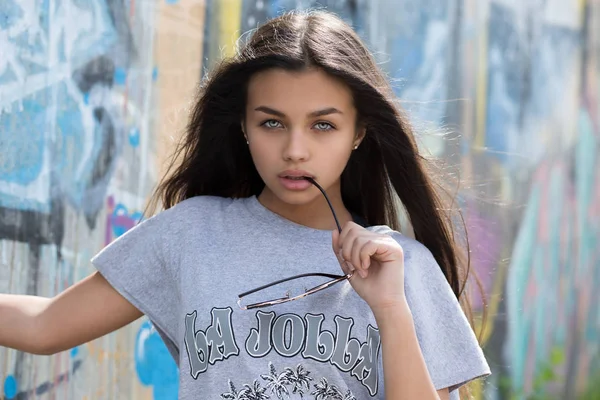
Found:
[220,362,357,400]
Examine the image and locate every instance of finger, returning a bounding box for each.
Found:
[359,239,380,275]
[332,230,349,271]
[351,236,368,278]
[339,258,352,275]
[337,221,357,251]
[332,229,344,265]
[339,222,372,277]
[340,230,359,270]
[331,228,340,255]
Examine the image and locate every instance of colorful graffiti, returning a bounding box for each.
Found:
[2,349,83,400]
[0,0,171,397]
[105,195,143,246]
[1,0,599,399]
[473,1,599,398]
[134,322,179,400]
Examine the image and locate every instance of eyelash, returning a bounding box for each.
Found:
[260,119,335,131]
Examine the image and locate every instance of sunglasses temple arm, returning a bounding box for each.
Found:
[305,177,342,234]
[238,177,344,310]
[237,272,343,298]
[239,273,353,310]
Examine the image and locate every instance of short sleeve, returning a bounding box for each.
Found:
[397,233,491,393]
[91,210,180,360]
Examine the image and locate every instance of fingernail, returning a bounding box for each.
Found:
[359,270,367,278]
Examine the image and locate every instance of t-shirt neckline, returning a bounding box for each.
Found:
[242,195,343,238]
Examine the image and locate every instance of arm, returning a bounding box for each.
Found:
[333,223,488,399]
[0,271,143,355]
[332,223,452,400]
[374,304,449,400]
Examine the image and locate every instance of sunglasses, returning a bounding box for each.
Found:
[237,177,354,310]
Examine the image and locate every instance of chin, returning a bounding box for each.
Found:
[265,186,322,206]
[278,191,321,206]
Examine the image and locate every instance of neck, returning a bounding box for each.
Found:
[257,187,353,231]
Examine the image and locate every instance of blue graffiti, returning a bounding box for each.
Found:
[135,321,179,400]
[3,375,17,399]
[114,67,128,85]
[129,127,140,147]
[1,347,81,400]
[0,0,128,220]
[506,107,600,393]
[386,1,451,136]
[486,3,579,164]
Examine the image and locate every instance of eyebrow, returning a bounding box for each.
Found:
[254,106,343,118]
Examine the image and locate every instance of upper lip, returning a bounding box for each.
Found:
[279,170,314,179]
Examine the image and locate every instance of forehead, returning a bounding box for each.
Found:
[246,68,355,112]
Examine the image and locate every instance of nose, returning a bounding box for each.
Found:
[282,129,310,162]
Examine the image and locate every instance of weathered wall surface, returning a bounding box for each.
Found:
[1,0,598,399]
[0,0,204,398]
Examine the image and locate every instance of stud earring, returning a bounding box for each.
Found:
[353,144,358,150]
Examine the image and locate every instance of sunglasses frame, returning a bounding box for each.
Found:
[237,177,353,310]
[237,271,354,310]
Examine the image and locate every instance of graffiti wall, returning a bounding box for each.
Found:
[0,0,205,398]
[1,0,598,399]
[365,0,599,398]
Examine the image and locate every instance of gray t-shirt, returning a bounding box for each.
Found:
[91,195,490,399]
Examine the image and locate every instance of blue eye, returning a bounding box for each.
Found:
[261,120,283,129]
[314,122,334,131]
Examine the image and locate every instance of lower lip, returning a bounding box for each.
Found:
[279,177,313,190]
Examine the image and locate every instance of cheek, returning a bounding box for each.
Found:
[248,137,278,170]
[316,145,352,175]
[324,135,353,157]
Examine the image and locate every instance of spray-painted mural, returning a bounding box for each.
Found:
[1,0,598,399]
[0,0,179,398]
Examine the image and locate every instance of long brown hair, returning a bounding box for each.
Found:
[151,8,482,359]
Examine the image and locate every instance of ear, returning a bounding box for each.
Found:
[241,120,247,140]
[354,125,366,148]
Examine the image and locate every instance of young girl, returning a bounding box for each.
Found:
[0,10,490,400]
